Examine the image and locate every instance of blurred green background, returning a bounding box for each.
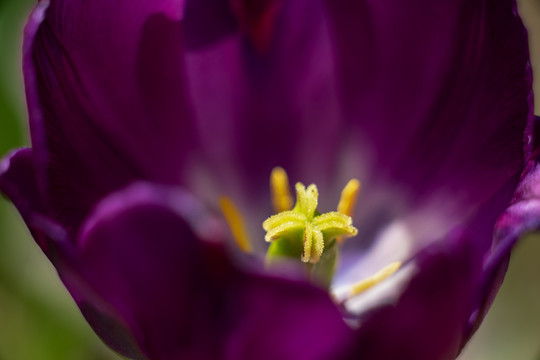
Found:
[0,1,539,359]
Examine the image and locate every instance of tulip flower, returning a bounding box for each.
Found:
[0,0,536,359]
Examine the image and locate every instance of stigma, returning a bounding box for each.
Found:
[263,169,358,264]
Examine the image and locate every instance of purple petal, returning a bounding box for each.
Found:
[184,0,532,248]
[325,0,533,206]
[346,233,479,360]
[224,274,354,360]
[468,117,540,337]
[0,148,50,253]
[69,183,352,359]
[324,0,533,280]
[228,0,282,53]
[182,0,237,50]
[183,0,343,211]
[0,148,92,274]
[0,148,42,220]
[24,0,196,233]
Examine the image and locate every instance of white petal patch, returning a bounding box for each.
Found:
[332,262,418,328]
[334,220,413,287]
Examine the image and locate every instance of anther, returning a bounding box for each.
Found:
[270,167,293,213]
[219,197,253,253]
[337,179,361,217]
[348,261,402,297]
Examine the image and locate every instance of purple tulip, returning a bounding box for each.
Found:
[0,0,536,359]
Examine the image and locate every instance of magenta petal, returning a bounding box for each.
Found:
[183,0,237,50]
[224,274,353,360]
[72,183,352,359]
[8,0,534,358]
[24,0,195,233]
[0,148,42,219]
[228,0,282,52]
[470,133,540,336]
[347,234,479,360]
[326,0,532,208]
[184,0,343,205]
[0,150,105,314]
[0,148,52,253]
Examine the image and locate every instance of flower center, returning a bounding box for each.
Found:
[219,167,402,296]
[263,180,358,264]
[259,167,358,287]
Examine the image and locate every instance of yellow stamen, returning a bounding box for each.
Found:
[270,167,293,213]
[337,179,361,217]
[349,261,402,297]
[219,197,253,253]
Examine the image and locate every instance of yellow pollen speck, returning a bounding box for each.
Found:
[349,261,402,297]
[270,167,293,213]
[337,179,361,217]
[219,197,253,253]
